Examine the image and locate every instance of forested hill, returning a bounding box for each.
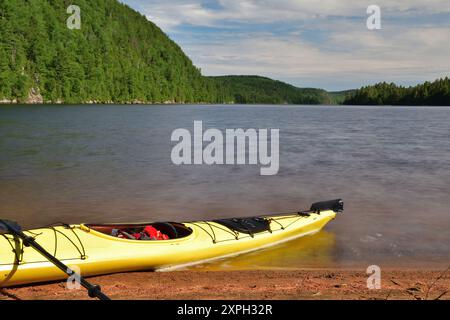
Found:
[343,78,450,106]
[0,0,337,105]
[208,76,333,104]
[0,0,217,104]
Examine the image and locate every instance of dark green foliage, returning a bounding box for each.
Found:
[0,0,212,103]
[328,90,355,105]
[343,78,450,106]
[209,76,332,104]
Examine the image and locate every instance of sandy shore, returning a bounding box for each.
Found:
[1,269,449,300]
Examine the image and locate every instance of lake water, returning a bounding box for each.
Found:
[0,105,449,270]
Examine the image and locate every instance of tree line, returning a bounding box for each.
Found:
[343,78,450,106]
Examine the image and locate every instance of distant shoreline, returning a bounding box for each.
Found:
[1,102,450,107]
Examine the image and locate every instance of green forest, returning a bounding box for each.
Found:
[208,76,333,104]
[0,0,336,104]
[343,78,450,106]
[0,0,220,104]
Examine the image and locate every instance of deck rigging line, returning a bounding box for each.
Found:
[190,212,311,244]
[1,223,87,264]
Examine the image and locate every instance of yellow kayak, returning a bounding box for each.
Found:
[0,199,343,287]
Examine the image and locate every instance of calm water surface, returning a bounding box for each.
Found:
[0,105,449,269]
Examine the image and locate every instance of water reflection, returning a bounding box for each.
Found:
[187,231,336,271]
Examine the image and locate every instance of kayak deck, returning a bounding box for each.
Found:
[1,207,339,287]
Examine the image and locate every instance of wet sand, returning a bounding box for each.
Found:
[1,269,448,300]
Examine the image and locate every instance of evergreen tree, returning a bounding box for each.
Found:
[344,78,450,106]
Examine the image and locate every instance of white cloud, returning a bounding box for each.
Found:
[144,3,217,30]
[122,0,450,89]
[131,0,450,30]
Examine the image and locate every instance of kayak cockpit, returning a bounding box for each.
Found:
[84,222,192,241]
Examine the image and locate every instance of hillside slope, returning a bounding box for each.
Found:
[343,78,450,106]
[0,0,217,103]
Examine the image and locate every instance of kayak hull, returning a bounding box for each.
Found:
[0,210,336,287]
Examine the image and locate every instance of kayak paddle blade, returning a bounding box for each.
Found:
[0,220,22,235]
[310,199,344,213]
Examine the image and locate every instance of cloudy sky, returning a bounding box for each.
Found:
[121,0,450,90]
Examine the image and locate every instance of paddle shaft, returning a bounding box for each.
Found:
[0,220,110,300]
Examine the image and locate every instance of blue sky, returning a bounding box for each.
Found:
[121,0,450,90]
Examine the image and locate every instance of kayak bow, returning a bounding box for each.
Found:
[0,199,343,287]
